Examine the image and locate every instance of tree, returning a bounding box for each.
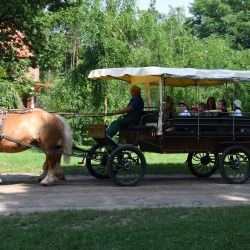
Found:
[187,0,250,49]
[0,0,73,68]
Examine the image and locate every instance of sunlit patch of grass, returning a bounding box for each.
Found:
[0,149,189,175]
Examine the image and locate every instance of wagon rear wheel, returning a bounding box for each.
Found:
[187,153,218,177]
[107,145,146,186]
[219,146,250,184]
[86,144,109,179]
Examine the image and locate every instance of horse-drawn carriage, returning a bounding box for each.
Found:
[86,67,250,186]
[1,67,250,186]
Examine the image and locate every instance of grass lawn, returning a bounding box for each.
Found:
[0,149,190,175]
[0,207,250,250]
[0,151,248,250]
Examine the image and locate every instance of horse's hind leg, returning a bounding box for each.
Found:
[40,153,65,185]
[40,153,57,186]
[38,156,65,182]
[38,159,48,182]
[54,154,65,180]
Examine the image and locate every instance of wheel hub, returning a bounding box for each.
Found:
[231,160,240,170]
[201,155,211,165]
[100,155,108,165]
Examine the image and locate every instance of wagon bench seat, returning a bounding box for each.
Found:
[169,116,250,137]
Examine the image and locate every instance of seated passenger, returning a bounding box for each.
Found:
[163,96,175,132]
[106,85,144,138]
[205,99,228,117]
[190,105,198,116]
[232,99,242,117]
[165,96,175,119]
[178,101,190,117]
[196,103,207,116]
[206,96,216,110]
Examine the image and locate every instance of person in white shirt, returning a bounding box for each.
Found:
[232,99,242,117]
[178,101,190,116]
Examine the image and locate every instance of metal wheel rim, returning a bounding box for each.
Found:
[223,150,250,183]
[109,148,145,185]
[189,153,217,176]
[86,145,109,178]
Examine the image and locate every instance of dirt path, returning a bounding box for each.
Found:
[0,174,250,215]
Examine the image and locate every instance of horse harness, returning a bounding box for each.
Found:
[0,108,33,142]
[0,109,8,140]
[0,109,70,156]
[0,109,37,147]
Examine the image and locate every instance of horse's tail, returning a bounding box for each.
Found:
[56,115,73,164]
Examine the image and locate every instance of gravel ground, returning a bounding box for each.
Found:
[0,174,250,215]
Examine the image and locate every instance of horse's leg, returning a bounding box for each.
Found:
[40,153,57,186]
[54,154,65,180]
[40,153,65,185]
[38,159,48,181]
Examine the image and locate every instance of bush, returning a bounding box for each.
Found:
[0,81,23,109]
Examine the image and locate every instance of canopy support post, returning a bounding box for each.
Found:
[197,80,200,140]
[233,82,235,140]
[157,77,163,135]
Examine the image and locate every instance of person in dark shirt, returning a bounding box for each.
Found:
[217,99,228,117]
[205,99,228,117]
[196,102,209,117]
[206,96,216,110]
[106,85,144,138]
[165,96,175,119]
[163,96,175,132]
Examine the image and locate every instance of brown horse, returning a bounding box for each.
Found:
[0,108,73,185]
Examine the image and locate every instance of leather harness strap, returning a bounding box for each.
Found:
[0,109,8,139]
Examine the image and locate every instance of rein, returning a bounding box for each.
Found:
[0,108,63,154]
[1,134,61,153]
[0,108,108,157]
[1,134,88,158]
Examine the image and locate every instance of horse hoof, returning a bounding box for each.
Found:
[40,178,54,186]
[40,181,52,186]
[56,174,66,180]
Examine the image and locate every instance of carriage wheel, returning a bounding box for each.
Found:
[86,144,109,179]
[219,146,250,184]
[187,153,218,177]
[107,145,146,186]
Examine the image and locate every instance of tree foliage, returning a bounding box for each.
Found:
[187,0,250,49]
[0,0,250,142]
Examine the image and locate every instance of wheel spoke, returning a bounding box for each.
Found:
[220,147,250,183]
[108,146,146,186]
[86,145,109,179]
[188,153,218,177]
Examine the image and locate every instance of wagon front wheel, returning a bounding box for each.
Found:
[107,145,146,186]
[187,153,218,177]
[219,146,250,184]
[86,144,109,179]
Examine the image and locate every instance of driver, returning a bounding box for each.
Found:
[106,85,144,138]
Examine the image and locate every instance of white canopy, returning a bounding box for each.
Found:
[88,66,250,86]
